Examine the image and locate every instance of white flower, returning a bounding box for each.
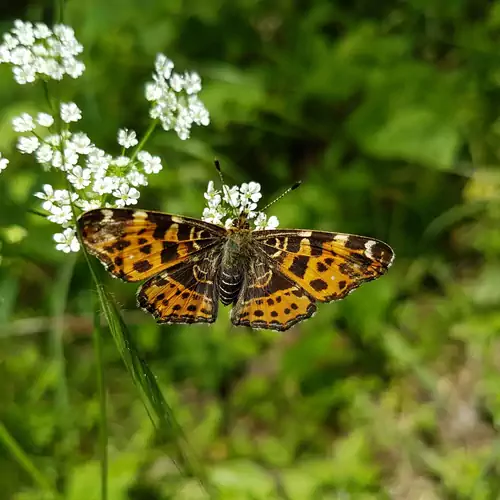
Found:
[86,148,111,173]
[117,128,138,149]
[154,53,174,80]
[113,184,140,207]
[265,215,279,230]
[169,73,184,92]
[61,149,79,171]
[68,132,92,154]
[54,228,80,253]
[0,153,9,173]
[113,155,130,168]
[36,112,54,127]
[145,82,163,102]
[202,207,223,225]
[222,185,240,206]
[67,166,91,189]
[254,214,280,230]
[12,20,35,46]
[12,65,35,84]
[254,213,267,230]
[33,23,52,39]
[48,204,73,225]
[60,102,81,123]
[53,189,78,205]
[138,151,162,174]
[204,181,222,208]
[93,176,116,195]
[240,182,262,203]
[17,136,39,154]
[12,112,35,132]
[34,183,56,210]
[183,72,202,94]
[127,167,148,187]
[35,143,54,164]
[189,96,210,126]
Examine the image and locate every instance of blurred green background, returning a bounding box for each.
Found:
[1,1,500,499]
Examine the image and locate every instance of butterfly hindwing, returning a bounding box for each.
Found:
[78,208,224,282]
[231,259,316,331]
[137,249,221,324]
[254,230,394,302]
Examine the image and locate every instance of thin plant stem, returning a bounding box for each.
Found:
[92,304,108,500]
[0,420,58,497]
[130,119,159,163]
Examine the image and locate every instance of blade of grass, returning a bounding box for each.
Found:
[92,302,108,500]
[50,253,76,491]
[0,420,59,497]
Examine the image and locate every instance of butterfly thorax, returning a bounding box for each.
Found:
[218,228,253,306]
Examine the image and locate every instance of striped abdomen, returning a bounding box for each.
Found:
[218,268,243,305]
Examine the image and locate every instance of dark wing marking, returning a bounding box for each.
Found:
[78,208,225,281]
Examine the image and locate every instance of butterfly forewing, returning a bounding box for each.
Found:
[137,249,221,324]
[254,230,394,302]
[231,259,317,331]
[78,208,225,281]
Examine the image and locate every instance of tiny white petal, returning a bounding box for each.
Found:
[36,112,54,127]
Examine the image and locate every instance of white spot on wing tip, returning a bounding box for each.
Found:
[364,240,377,259]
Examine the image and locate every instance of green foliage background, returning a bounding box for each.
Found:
[1,0,500,498]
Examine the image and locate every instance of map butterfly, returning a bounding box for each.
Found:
[78,205,394,331]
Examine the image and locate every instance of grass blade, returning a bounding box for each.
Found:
[92,302,108,500]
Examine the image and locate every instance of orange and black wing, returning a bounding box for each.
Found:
[254,230,394,302]
[231,259,316,332]
[78,208,225,282]
[137,250,221,324]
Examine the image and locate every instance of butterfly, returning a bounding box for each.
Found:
[78,208,394,331]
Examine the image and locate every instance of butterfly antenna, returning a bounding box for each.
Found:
[214,159,224,186]
[261,181,301,212]
[214,158,238,210]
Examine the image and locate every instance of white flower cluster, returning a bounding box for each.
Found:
[145,54,210,140]
[202,180,279,230]
[14,103,163,253]
[0,20,84,84]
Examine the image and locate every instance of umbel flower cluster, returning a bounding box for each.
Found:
[0,20,84,84]
[13,101,165,252]
[202,180,279,230]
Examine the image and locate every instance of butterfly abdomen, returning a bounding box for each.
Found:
[218,268,243,305]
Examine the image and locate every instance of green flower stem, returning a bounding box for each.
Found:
[130,119,159,163]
